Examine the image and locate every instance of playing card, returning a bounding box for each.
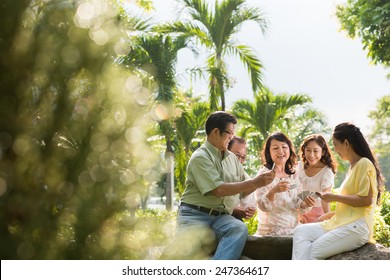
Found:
[309,191,319,198]
[298,190,310,200]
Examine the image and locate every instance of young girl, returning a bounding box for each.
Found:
[255,132,314,236]
[292,123,384,259]
[297,134,337,223]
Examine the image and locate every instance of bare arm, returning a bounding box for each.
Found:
[320,186,373,207]
[211,170,275,197]
[321,186,332,213]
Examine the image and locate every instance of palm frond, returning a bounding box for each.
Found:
[226,44,264,92]
[230,5,268,34]
[155,21,212,47]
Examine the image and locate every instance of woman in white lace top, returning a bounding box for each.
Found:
[255,132,315,236]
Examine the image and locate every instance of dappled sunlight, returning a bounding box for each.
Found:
[154,104,170,121]
[161,226,215,260]
[0,0,172,259]
[61,45,81,67]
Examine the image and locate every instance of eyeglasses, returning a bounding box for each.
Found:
[234,153,246,161]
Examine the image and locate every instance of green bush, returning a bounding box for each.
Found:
[375,191,390,247]
[380,191,390,225]
[243,213,258,235]
[135,209,177,245]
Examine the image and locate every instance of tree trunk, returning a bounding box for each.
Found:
[165,151,174,211]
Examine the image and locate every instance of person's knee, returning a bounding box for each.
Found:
[310,245,326,260]
[293,224,305,237]
[230,220,248,237]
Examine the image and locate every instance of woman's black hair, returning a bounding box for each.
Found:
[300,134,338,174]
[333,122,384,204]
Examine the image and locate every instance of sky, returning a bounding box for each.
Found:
[145,0,390,136]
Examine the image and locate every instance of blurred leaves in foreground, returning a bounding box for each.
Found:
[0,0,175,259]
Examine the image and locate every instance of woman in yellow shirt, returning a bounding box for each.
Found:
[292,122,384,260]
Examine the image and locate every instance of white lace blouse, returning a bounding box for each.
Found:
[254,167,307,236]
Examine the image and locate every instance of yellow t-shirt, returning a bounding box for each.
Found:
[321,157,377,243]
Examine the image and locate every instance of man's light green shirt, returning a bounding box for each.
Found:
[181,141,247,214]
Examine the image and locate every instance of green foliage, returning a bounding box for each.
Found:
[380,191,390,225]
[0,0,160,259]
[160,0,268,111]
[174,97,209,195]
[369,95,390,191]
[231,87,327,172]
[1,0,389,261]
[336,0,390,67]
[135,209,177,245]
[232,88,313,148]
[374,209,390,248]
[243,213,258,235]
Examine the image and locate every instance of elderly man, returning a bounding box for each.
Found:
[228,136,257,221]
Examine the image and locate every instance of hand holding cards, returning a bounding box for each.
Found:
[297,190,320,200]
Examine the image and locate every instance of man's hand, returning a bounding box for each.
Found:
[232,206,257,220]
[232,207,247,219]
[254,170,275,188]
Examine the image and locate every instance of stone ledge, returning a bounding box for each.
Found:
[242,235,390,260]
[327,243,390,260]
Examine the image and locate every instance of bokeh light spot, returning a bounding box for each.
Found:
[154,104,169,120]
[90,29,109,45]
[13,136,30,156]
[90,133,109,152]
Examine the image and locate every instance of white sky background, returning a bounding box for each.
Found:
[143,0,390,135]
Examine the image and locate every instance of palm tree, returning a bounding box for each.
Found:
[119,33,192,210]
[282,107,329,150]
[174,97,209,194]
[231,87,313,152]
[159,0,268,111]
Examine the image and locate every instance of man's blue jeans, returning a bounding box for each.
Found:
[177,205,248,260]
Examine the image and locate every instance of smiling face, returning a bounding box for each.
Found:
[269,139,290,167]
[304,140,324,167]
[210,122,235,151]
[220,123,235,151]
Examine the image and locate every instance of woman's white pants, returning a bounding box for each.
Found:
[292,218,370,260]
